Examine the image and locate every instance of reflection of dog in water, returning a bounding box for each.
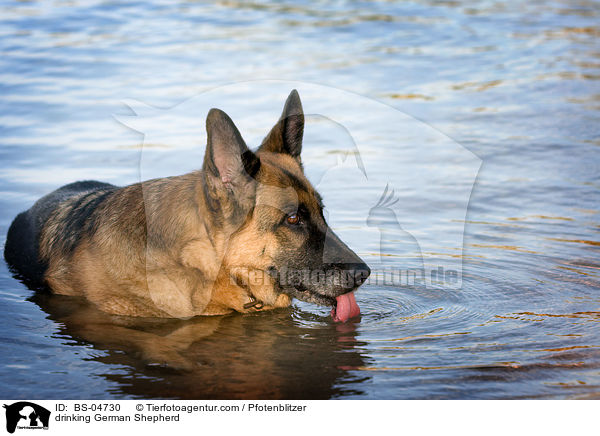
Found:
[3,402,50,434]
[367,184,425,274]
[28,293,368,399]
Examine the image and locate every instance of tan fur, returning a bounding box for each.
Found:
[37,157,307,318]
[32,92,347,319]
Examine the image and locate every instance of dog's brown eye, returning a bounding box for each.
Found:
[286,213,300,225]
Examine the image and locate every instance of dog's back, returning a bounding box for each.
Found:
[4,180,116,286]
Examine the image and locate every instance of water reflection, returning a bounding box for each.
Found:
[30,293,369,399]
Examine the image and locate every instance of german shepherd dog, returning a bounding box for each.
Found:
[4,90,369,322]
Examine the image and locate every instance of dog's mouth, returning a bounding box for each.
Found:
[282,286,336,306]
[281,285,361,323]
[267,267,362,322]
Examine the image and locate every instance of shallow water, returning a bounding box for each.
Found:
[1,0,599,399]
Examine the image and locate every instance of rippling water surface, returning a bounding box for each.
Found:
[0,0,599,399]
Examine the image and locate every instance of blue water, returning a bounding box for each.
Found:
[0,0,599,399]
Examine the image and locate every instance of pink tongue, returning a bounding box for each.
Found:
[331,292,360,323]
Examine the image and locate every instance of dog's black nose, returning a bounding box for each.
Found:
[324,262,371,289]
[353,264,371,287]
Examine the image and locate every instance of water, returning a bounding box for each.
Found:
[1,0,599,399]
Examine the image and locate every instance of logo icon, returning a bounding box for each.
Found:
[3,402,50,434]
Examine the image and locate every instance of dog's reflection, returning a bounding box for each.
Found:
[30,293,368,399]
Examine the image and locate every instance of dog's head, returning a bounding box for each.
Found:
[201,90,370,308]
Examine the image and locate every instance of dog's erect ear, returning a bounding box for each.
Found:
[259,89,304,159]
[203,108,260,184]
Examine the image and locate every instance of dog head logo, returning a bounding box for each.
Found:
[3,402,50,433]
